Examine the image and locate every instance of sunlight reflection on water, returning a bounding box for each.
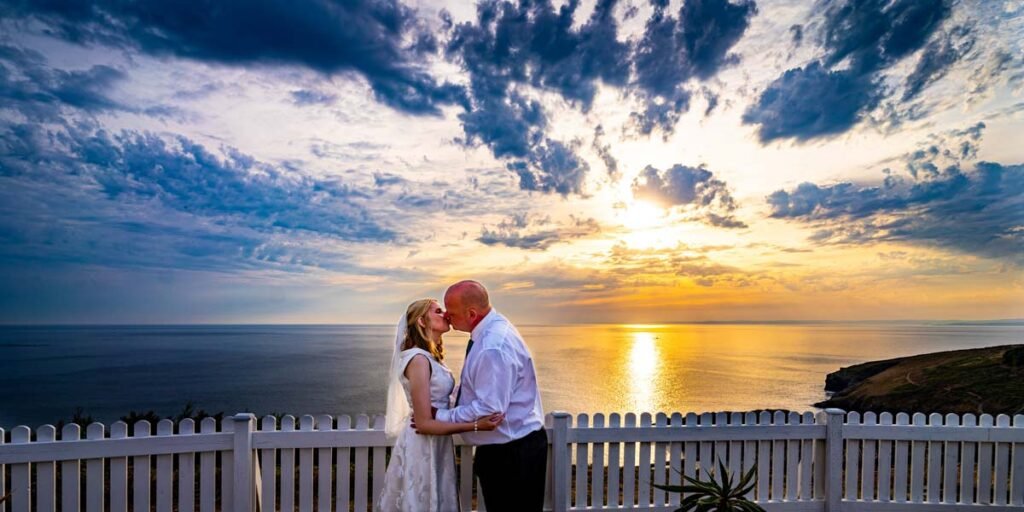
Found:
[627,331,660,413]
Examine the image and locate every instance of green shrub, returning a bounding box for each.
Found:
[654,459,766,512]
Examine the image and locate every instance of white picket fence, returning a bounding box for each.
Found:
[0,409,1022,512]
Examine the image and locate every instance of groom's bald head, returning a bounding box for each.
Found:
[444,280,491,332]
[446,280,489,308]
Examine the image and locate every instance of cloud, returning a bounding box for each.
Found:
[478,213,601,250]
[291,89,337,106]
[820,0,950,72]
[454,89,590,194]
[744,0,963,142]
[0,0,466,115]
[447,0,631,112]
[742,62,882,142]
[902,25,974,101]
[631,0,756,135]
[0,45,126,119]
[446,0,633,195]
[172,81,225,101]
[603,242,752,287]
[373,172,407,187]
[965,51,1023,107]
[506,140,589,195]
[631,164,746,228]
[0,43,188,122]
[592,125,619,178]
[83,131,392,240]
[309,139,389,162]
[790,24,804,47]
[446,0,758,190]
[0,119,397,273]
[456,92,545,161]
[767,125,1024,263]
[635,0,757,85]
[474,263,623,303]
[629,93,692,137]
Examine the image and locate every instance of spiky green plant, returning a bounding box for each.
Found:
[653,458,766,512]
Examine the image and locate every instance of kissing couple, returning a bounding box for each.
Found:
[377,280,547,512]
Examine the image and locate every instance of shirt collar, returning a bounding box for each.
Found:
[470,308,498,342]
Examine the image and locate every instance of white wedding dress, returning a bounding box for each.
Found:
[377,348,460,512]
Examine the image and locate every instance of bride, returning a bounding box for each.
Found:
[378,299,504,511]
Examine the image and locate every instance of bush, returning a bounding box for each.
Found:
[654,459,766,512]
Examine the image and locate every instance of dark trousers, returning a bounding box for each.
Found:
[474,428,548,512]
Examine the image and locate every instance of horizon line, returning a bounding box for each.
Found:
[2,318,1022,327]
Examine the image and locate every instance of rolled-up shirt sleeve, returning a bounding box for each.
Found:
[436,347,516,423]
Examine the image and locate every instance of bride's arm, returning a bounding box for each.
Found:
[405,355,500,435]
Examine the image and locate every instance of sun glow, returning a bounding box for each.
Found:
[617,200,680,249]
[620,200,663,230]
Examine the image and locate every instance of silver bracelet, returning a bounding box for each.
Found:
[473,420,478,432]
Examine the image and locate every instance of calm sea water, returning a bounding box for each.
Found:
[1,323,1021,428]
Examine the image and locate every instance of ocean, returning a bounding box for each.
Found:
[1,323,1021,428]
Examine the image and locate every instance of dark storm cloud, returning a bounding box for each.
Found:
[820,0,950,72]
[0,0,466,115]
[632,0,756,135]
[446,0,757,192]
[456,92,546,161]
[446,0,631,111]
[743,0,973,143]
[742,62,882,142]
[446,0,632,195]
[767,126,1024,263]
[635,0,757,85]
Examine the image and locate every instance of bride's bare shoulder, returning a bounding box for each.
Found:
[403,351,433,379]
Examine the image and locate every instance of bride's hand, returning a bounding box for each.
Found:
[475,413,504,431]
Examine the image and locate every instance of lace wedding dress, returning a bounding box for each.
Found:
[377,348,459,511]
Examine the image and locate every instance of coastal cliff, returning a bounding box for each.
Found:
[815,344,1024,415]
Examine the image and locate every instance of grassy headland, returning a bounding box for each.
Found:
[815,344,1024,415]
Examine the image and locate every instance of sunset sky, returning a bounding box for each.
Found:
[0,0,1021,324]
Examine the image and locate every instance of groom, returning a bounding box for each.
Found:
[434,280,547,511]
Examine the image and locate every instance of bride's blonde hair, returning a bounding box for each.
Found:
[402,299,444,362]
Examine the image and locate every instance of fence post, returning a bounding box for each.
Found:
[233,413,256,512]
[551,411,571,512]
[824,409,845,512]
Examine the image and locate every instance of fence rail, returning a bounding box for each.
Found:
[1,409,1022,511]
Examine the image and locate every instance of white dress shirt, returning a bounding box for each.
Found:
[436,309,544,445]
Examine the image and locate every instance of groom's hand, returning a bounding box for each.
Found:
[410,407,439,434]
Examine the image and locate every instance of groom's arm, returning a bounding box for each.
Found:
[436,348,516,423]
